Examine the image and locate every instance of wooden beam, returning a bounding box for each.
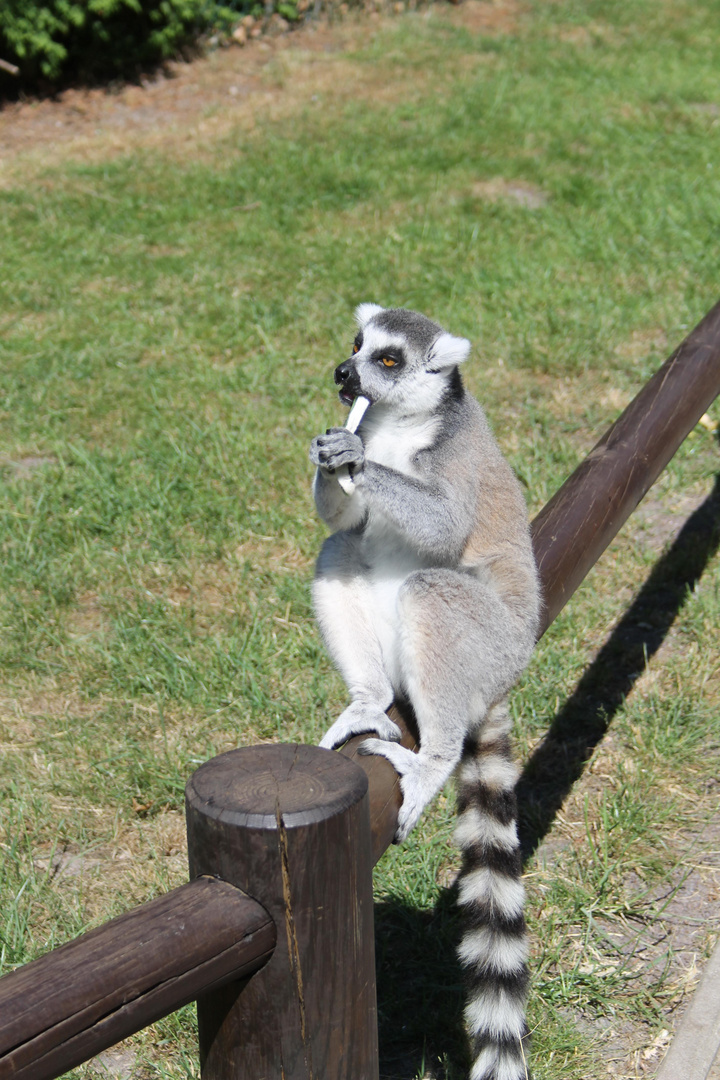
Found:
[186,743,378,1080]
[0,877,275,1080]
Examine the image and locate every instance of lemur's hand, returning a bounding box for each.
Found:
[310,428,365,476]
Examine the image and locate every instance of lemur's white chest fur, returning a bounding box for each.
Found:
[361,406,439,476]
[356,407,441,691]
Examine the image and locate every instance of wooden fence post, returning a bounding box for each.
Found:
[185,743,378,1080]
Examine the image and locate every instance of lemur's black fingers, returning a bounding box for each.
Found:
[309,438,328,467]
[325,452,364,470]
[310,429,363,471]
[318,429,361,444]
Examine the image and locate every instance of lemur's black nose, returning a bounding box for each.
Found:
[334,364,350,385]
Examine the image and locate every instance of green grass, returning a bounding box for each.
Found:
[2,0,720,1076]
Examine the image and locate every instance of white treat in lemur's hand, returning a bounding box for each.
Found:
[337,395,370,494]
[345,395,370,434]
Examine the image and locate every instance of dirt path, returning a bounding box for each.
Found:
[0,0,519,181]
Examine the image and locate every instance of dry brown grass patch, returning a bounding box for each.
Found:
[29,809,189,923]
[1,679,105,730]
[471,176,549,209]
[66,592,107,638]
[615,326,668,364]
[441,0,521,35]
[551,21,624,49]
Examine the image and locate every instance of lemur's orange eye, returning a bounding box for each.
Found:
[381,357,396,367]
[353,344,359,353]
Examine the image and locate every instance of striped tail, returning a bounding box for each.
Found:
[454,700,530,1080]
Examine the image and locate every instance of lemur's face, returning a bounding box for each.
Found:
[333,305,471,413]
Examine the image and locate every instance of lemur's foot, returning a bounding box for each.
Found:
[319,702,401,750]
[358,739,449,842]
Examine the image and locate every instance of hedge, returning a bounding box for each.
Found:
[0,0,248,87]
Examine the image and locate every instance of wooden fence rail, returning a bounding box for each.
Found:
[0,298,719,1080]
[0,877,275,1080]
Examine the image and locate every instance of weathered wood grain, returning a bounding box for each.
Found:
[0,877,275,1080]
[186,743,378,1080]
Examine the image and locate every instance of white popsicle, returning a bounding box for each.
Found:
[337,395,370,494]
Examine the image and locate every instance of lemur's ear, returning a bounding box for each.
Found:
[429,332,471,370]
[354,303,384,329]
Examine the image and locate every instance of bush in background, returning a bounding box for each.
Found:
[0,0,249,89]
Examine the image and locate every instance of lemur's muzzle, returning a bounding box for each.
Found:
[334,360,362,405]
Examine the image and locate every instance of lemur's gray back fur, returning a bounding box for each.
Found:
[310,305,540,1080]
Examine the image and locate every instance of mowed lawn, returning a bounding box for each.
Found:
[1,0,720,1076]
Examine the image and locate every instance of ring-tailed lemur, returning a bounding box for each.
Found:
[310,304,540,1080]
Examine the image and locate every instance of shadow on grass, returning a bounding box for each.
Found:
[517,467,720,863]
[375,887,467,1080]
